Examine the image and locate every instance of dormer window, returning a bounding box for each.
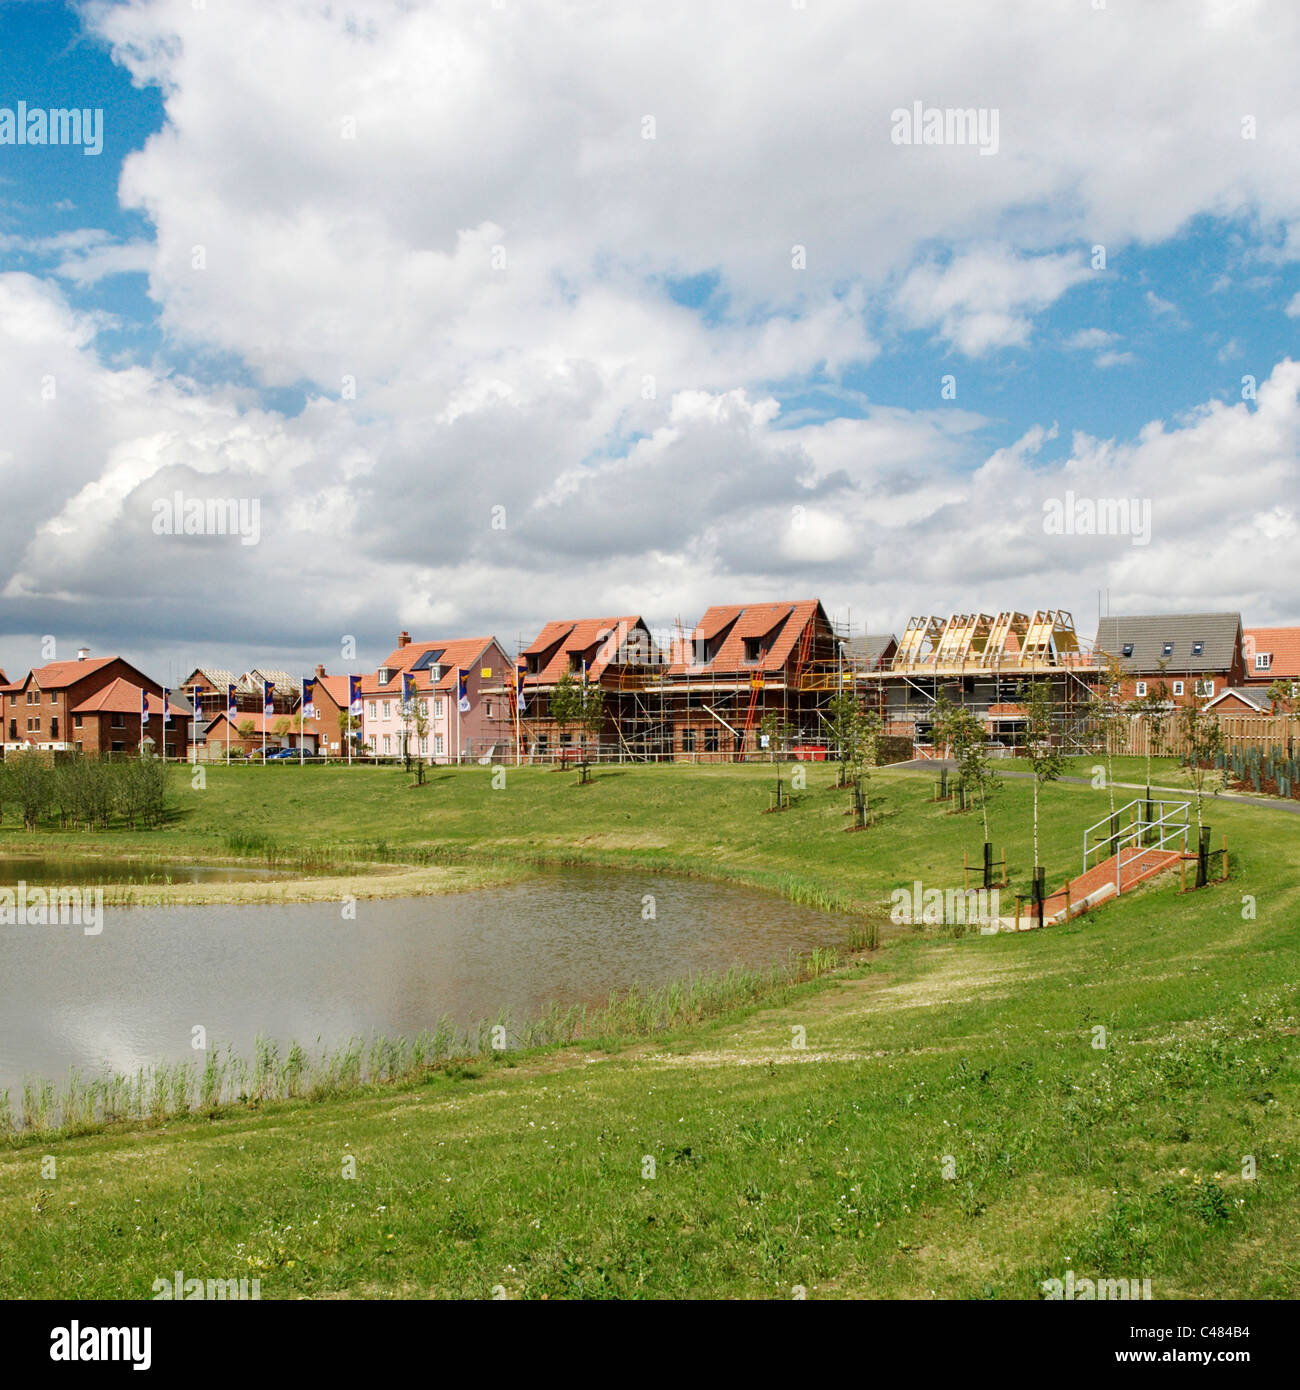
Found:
[743,637,762,663]
[1255,653,1272,670]
[377,667,391,684]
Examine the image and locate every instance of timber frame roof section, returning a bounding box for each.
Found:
[858,609,1101,679]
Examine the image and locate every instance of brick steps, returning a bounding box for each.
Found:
[995,848,1184,932]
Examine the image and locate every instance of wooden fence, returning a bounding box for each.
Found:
[1112,713,1298,759]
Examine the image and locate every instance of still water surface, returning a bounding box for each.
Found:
[0,868,852,1092]
[0,854,308,885]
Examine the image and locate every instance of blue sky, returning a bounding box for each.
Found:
[1,0,1298,676]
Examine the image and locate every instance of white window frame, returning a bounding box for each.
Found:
[1255,653,1272,670]
[1135,681,1147,697]
[1172,680,1184,696]
[1195,679,1215,698]
[368,701,377,719]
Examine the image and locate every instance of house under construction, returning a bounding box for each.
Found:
[854,609,1102,752]
[488,602,1103,762]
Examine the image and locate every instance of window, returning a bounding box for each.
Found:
[420,736,428,754]
[1172,681,1184,696]
[1121,643,1134,658]
[1195,680,1215,698]
[74,741,82,752]
[434,698,444,718]
[49,691,57,703]
[382,701,390,719]
[743,637,762,662]
[1191,641,1204,657]
[112,741,125,752]
[418,700,428,716]
[435,734,444,754]
[112,713,125,728]
[682,728,696,753]
[1135,681,1147,697]
[1107,684,1119,698]
[368,701,377,719]
[383,735,391,753]
[1256,653,1272,670]
[73,714,83,728]
[704,728,719,753]
[377,667,391,684]
[485,701,494,718]
[1161,642,1174,658]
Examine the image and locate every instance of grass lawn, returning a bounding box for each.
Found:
[0,758,1297,1298]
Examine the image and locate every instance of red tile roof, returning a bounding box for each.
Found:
[29,656,117,689]
[1244,627,1300,682]
[71,678,188,717]
[522,617,647,684]
[312,675,351,707]
[668,600,826,676]
[362,637,500,696]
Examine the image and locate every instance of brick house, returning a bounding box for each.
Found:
[1204,687,1274,715]
[1,651,190,756]
[1092,613,1244,707]
[304,666,353,757]
[198,709,318,759]
[518,615,657,759]
[361,632,512,762]
[1242,627,1300,692]
[661,600,842,760]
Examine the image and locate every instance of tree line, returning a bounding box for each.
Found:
[0,750,171,831]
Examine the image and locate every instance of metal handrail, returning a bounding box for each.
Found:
[1082,797,1190,895]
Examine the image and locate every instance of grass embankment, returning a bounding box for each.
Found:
[0,755,1198,905]
[0,760,1297,1297]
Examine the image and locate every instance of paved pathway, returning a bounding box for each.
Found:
[887,760,1300,816]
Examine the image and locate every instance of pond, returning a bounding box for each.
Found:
[0,854,309,885]
[0,868,855,1095]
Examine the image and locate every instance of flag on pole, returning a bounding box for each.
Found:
[349,675,363,717]
[140,688,150,722]
[515,662,527,712]
[458,669,471,714]
[401,672,415,706]
[302,676,316,720]
[162,688,171,724]
[227,683,237,717]
[263,679,275,718]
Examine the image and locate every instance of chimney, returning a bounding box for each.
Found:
[315,663,326,678]
[77,647,90,661]
[398,630,411,648]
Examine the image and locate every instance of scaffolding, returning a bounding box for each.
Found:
[854,609,1102,755]
[482,605,1105,762]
